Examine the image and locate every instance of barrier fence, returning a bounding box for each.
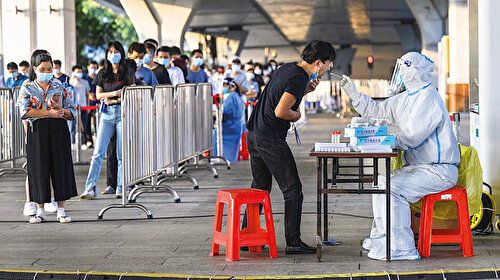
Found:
[99,83,221,219]
[0,86,27,177]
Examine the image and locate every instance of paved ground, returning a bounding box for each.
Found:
[0,113,498,278]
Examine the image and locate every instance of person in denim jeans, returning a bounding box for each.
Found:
[80,41,135,199]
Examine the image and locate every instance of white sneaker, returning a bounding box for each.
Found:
[57,214,72,223]
[29,214,47,224]
[115,188,122,199]
[44,199,58,213]
[23,202,37,216]
[80,189,95,200]
[81,144,88,151]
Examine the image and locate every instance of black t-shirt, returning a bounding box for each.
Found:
[93,68,135,98]
[151,62,172,85]
[246,62,308,139]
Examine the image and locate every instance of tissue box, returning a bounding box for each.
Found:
[353,135,395,146]
[344,126,387,137]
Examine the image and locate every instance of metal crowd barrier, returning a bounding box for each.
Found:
[177,83,219,178]
[130,85,197,200]
[0,87,27,177]
[98,86,179,220]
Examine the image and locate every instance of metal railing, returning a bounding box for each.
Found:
[0,86,27,177]
[98,86,179,219]
[177,83,219,177]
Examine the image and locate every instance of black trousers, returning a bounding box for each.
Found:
[85,109,96,145]
[106,131,118,188]
[244,130,304,246]
[27,118,78,203]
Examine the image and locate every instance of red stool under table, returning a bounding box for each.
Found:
[210,189,278,261]
[418,186,474,257]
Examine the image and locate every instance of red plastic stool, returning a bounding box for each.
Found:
[210,189,278,261]
[418,186,474,257]
[238,132,249,161]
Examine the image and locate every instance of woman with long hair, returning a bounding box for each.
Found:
[80,41,135,199]
[16,49,77,223]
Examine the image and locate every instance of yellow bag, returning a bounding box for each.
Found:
[390,144,482,220]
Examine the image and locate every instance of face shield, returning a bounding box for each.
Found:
[389,59,408,94]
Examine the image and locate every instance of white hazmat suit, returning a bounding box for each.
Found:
[341,52,460,260]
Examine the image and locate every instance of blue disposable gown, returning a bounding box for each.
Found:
[213,91,244,162]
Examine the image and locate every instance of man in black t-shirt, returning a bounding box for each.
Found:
[245,40,335,254]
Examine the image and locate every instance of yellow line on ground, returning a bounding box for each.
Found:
[1,267,500,279]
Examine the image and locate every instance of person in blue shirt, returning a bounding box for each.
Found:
[5,62,28,89]
[187,49,208,83]
[127,42,159,86]
[212,78,245,162]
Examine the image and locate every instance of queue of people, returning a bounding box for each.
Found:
[8,38,462,262]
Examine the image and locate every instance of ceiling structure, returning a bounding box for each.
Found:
[99,0,422,78]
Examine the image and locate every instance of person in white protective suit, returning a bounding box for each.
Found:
[340,52,460,260]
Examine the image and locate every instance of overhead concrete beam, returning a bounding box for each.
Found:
[151,0,199,49]
[405,0,447,86]
[119,0,159,42]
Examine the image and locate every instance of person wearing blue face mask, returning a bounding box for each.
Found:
[227,56,250,96]
[83,60,98,149]
[142,43,171,85]
[80,41,136,200]
[212,78,245,162]
[69,65,91,147]
[16,49,77,224]
[157,46,185,86]
[5,62,28,89]
[127,42,158,86]
[187,49,208,83]
[245,40,334,254]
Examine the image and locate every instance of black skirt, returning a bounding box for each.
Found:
[27,118,78,204]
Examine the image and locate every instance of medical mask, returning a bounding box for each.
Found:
[143,54,152,64]
[158,58,170,67]
[254,69,262,75]
[9,72,19,79]
[271,65,276,71]
[222,87,230,94]
[89,68,97,75]
[246,73,255,80]
[232,64,241,72]
[53,69,61,75]
[75,73,83,79]
[193,57,204,67]
[134,58,143,67]
[37,72,53,83]
[107,53,121,65]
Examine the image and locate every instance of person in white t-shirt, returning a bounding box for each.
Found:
[70,65,90,148]
[157,46,185,87]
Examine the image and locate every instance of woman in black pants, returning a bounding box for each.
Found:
[17,50,78,223]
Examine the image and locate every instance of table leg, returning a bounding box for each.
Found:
[316,157,323,261]
[374,158,378,186]
[386,158,391,261]
[323,158,329,241]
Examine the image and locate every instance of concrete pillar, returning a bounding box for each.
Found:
[151,0,197,48]
[447,0,469,112]
[478,0,500,211]
[1,0,37,74]
[119,0,159,43]
[35,0,76,74]
[405,0,447,88]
